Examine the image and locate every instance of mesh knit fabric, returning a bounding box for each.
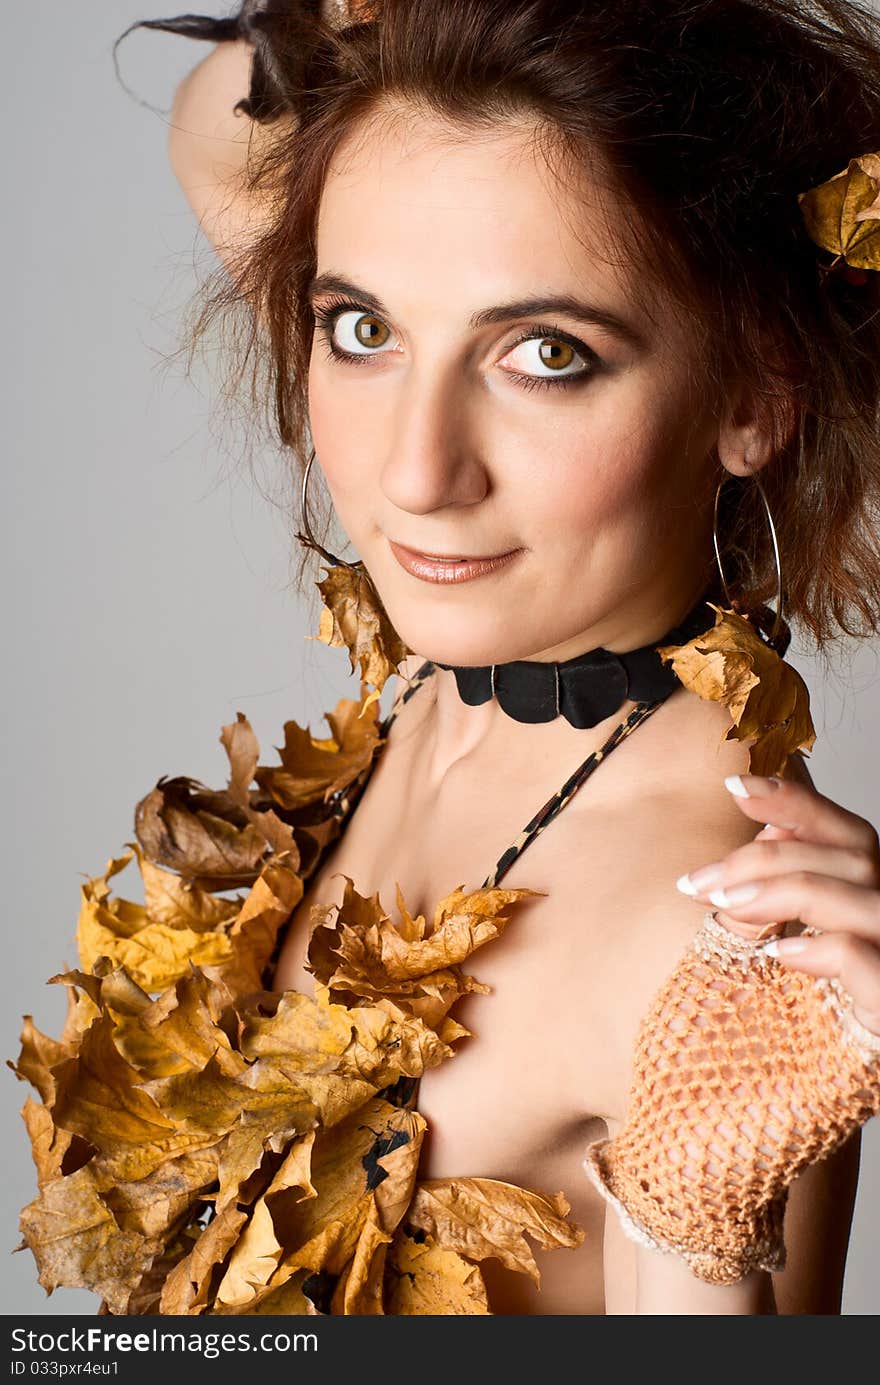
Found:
[583,913,880,1285]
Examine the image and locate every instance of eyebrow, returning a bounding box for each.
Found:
[306,272,647,350]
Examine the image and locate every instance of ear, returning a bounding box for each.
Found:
[717,379,797,477]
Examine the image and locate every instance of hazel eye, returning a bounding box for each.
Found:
[332,310,397,354]
[499,335,590,379]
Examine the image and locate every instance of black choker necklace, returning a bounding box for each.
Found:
[433,588,721,729]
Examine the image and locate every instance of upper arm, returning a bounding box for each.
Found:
[168,39,290,271]
[772,1127,860,1314]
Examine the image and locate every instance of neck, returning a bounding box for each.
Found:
[403,572,717,785]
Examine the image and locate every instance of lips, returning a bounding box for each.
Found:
[387,538,523,584]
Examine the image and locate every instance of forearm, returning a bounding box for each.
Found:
[168,39,256,189]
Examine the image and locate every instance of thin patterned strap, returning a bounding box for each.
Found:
[378,660,438,736]
[329,662,439,829]
[482,698,668,888]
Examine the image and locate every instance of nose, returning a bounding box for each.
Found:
[378,367,489,516]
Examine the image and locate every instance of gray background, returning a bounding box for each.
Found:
[3,2,878,1315]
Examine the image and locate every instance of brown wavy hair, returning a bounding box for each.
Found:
[128,0,880,655]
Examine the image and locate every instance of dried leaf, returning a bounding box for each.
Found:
[406,1179,585,1284]
[313,564,410,696]
[386,1233,490,1314]
[247,1101,426,1313]
[19,1165,160,1315]
[307,877,542,1026]
[657,603,816,777]
[214,1132,318,1310]
[76,846,301,998]
[798,152,880,271]
[134,776,271,889]
[254,689,383,810]
[8,1016,73,1106]
[19,1099,77,1190]
[160,1203,250,1314]
[77,848,237,992]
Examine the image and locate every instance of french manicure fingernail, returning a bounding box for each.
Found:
[676,864,724,896]
[708,881,761,907]
[725,775,783,798]
[761,937,808,957]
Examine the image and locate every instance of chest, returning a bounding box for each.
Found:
[272,722,645,1162]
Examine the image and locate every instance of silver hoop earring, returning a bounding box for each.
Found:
[713,472,784,648]
[295,448,363,570]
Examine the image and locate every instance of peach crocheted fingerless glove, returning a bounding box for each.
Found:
[583,913,880,1284]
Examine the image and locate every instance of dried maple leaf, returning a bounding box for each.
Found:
[405,1179,585,1284]
[313,563,410,698]
[228,1101,426,1316]
[386,1233,490,1314]
[18,1164,161,1315]
[307,877,544,1027]
[656,603,816,777]
[212,1132,318,1311]
[798,152,880,274]
[77,847,238,992]
[254,687,384,810]
[15,716,583,1318]
[76,845,302,998]
[160,1203,250,1314]
[134,776,271,890]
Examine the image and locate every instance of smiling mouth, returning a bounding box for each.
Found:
[391,542,517,561]
[386,538,524,585]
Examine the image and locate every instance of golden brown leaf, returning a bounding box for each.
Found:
[8,1016,73,1106]
[245,1101,426,1314]
[103,1148,220,1241]
[19,1099,76,1190]
[798,152,880,271]
[307,877,543,1026]
[657,603,816,776]
[134,775,271,889]
[19,1165,160,1316]
[214,1132,318,1310]
[313,563,410,696]
[406,1179,585,1284]
[254,689,384,810]
[386,1233,490,1315]
[160,1203,250,1314]
[77,848,237,992]
[76,845,302,998]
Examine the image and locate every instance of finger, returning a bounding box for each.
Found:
[761,931,880,1037]
[694,871,880,943]
[724,774,880,854]
[678,837,880,901]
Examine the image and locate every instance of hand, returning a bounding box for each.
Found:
[675,772,880,1037]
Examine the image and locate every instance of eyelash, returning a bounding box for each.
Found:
[311,293,599,392]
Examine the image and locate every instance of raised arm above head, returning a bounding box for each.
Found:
[168,38,290,273]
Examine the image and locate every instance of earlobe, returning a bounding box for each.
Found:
[716,382,796,478]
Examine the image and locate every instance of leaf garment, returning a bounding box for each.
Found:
[11,680,592,1316]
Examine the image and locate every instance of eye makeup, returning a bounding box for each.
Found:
[310,293,601,393]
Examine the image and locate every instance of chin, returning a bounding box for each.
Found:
[394,624,539,669]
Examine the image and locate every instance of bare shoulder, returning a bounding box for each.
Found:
[556,688,776,1124]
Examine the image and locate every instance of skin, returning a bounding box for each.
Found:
[170,50,879,1314]
[307,104,731,775]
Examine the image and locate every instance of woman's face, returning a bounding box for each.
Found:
[308,104,720,665]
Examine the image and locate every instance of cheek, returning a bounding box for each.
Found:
[523,411,667,548]
[307,354,365,496]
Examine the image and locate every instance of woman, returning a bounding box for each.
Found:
[14,0,880,1315]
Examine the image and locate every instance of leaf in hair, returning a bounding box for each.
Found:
[798,152,880,275]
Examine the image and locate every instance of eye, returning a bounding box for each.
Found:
[328,311,401,357]
[498,331,594,383]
